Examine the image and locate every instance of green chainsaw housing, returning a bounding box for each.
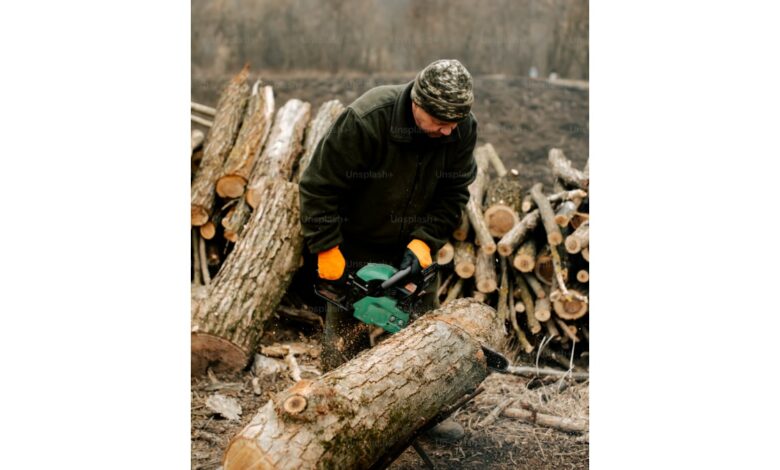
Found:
[352,264,410,333]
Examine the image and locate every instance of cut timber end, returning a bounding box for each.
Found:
[245,187,260,209]
[484,204,519,237]
[477,278,498,294]
[200,222,216,240]
[582,247,590,262]
[283,395,308,415]
[191,205,209,226]
[553,290,589,320]
[191,332,248,376]
[216,175,248,199]
[547,232,563,246]
[437,242,455,265]
[577,270,589,283]
[513,252,535,272]
[534,298,552,322]
[565,236,582,254]
[455,264,475,279]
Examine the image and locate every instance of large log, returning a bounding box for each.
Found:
[246,99,311,208]
[217,83,275,198]
[191,177,303,375]
[465,145,496,254]
[548,148,588,190]
[191,65,250,226]
[223,298,503,470]
[291,100,345,184]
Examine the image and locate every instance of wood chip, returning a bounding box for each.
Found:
[205,393,242,421]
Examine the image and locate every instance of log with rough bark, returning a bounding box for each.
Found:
[475,249,497,293]
[452,210,470,241]
[222,298,503,470]
[291,100,345,184]
[217,83,275,198]
[484,170,522,237]
[246,99,311,207]
[191,129,205,153]
[453,241,476,279]
[565,221,589,254]
[523,272,547,299]
[549,148,588,190]
[191,65,250,226]
[465,145,496,254]
[191,177,303,375]
[497,257,511,322]
[530,183,563,246]
[222,199,254,243]
[497,209,540,257]
[513,238,537,272]
[436,241,454,265]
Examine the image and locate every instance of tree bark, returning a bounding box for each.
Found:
[475,249,497,293]
[548,148,588,190]
[223,298,503,470]
[217,83,275,198]
[530,183,563,246]
[497,209,540,257]
[512,269,541,334]
[246,99,311,208]
[191,177,303,375]
[453,241,476,279]
[466,145,496,254]
[222,199,254,243]
[292,100,345,184]
[522,189,587,213]
[191,65,250,226]
[482,142,507,177]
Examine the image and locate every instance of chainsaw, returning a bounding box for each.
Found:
[314,262,439,333]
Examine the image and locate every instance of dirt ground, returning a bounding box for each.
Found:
[191,74,589,468]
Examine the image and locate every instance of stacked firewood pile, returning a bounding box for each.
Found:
[434,144,589,366]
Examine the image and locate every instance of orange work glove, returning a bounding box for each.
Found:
[317,245,346,280]
[406,239,433,269]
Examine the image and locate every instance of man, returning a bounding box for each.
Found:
[299,59,477,441]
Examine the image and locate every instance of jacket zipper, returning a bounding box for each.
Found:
[398,154,423,245]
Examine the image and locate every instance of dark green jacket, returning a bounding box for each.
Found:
[299,80,477,262]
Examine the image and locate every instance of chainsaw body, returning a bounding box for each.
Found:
[315,263,438,333]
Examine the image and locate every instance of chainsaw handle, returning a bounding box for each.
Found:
[380,266,412,290]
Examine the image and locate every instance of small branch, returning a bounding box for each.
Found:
[191,114,214,127]
[192,101,217,116]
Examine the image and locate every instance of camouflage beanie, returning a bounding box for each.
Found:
[411,59,474,122]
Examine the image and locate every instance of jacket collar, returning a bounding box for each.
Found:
[389,80,460,144]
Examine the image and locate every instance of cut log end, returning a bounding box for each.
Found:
[455,264,475,279]
[216,175,248,199]
[581,247,590,262]
[224,231,239,243]
[547,233,563,246]
[199,222,216,240]
[497,243,514,257]
[513,254,535,273]
[576,270,589,283]
[480,242,497,255]
[245,188,260,209]
[437,242,455,265]
[191,205,209,226]
[565,236,582,254]
[283,395,308,415]
[534,298,552,322]
[191,332,248,376]
[477,279,498,294]
[484,204,519,237]
[553,292,589,320]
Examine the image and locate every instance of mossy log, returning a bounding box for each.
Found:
[191,177,303,375]
[191,65,250,226]
[223,298,503,470]
[217,83,275,198]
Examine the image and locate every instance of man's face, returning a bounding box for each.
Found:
[411,102,459,138]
